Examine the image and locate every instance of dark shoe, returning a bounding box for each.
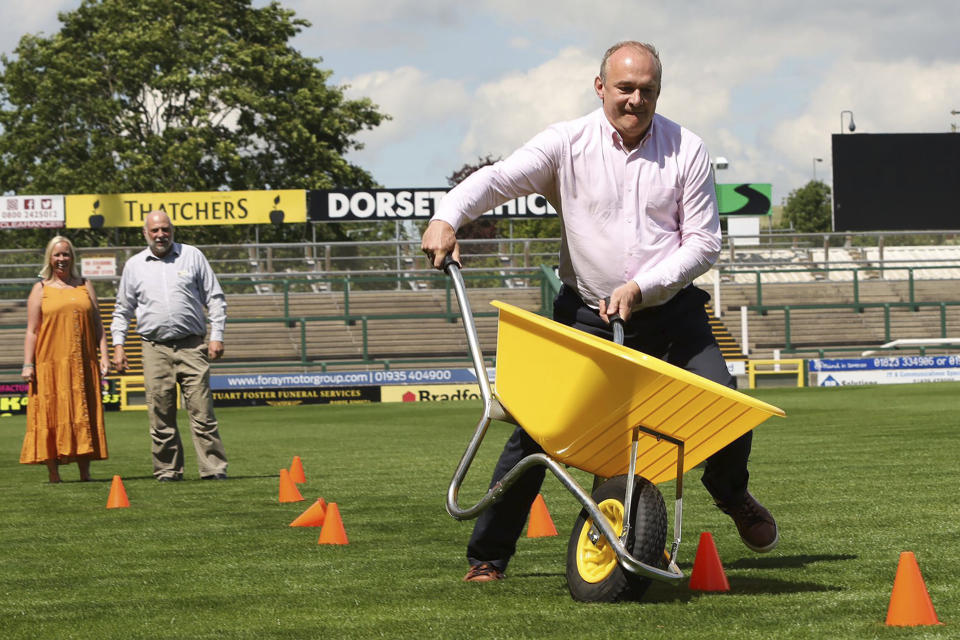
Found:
[201,473,228,480]
[716,492,779,553]
[463,562,504,582]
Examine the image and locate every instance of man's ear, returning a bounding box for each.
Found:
[594,76,604,100]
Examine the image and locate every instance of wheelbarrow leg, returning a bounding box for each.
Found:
[632,425,686,566]
[670,440,685,565]
[619,427,642,544]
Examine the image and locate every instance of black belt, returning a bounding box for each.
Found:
[142,335,202,347]
[558,283,703,323]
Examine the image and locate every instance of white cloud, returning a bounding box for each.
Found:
[288,0,461,24]
[459,47,597,159]
[7,0,960,202]
[481,0,957,63]
[345,66,469,145]
[282,0,466,50]
[770,58,960,192]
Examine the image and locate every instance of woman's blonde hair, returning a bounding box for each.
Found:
[39,235,81,280]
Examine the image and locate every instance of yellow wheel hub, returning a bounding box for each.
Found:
[575,498,624,583]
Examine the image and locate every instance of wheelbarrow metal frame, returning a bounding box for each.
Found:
[443,261,685,584]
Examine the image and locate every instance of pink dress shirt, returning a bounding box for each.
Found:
[434,108,721,309]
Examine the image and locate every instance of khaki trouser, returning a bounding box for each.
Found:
[140,335,228,479]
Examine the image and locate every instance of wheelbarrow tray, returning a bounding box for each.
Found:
[491,300,785,483]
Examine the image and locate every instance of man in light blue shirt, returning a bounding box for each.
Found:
[111,210,228,481]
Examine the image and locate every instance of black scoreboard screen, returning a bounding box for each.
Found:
[831,133,960,231]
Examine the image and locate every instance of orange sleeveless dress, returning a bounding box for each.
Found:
[20,283,108,464]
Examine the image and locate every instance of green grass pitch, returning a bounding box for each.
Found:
[1,382,957,639]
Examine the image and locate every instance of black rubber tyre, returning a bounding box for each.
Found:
[565,474,667,603]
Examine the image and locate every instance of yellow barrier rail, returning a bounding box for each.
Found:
[747,359,806,389]
[117,376,181,411]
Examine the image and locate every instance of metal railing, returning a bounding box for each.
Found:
[0,237,565,286]
[766,301,960,351]
[721,264,960,313]
[3,230,960,371]
[0,269,557,374]
[3,229,960,285]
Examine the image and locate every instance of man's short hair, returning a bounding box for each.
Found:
[599,41,662,85]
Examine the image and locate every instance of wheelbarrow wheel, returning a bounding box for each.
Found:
[565,474,667,603]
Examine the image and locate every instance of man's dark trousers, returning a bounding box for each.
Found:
[466,284,751,571]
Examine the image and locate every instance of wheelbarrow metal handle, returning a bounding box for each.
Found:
[443,260,492,406]
[602,296,626,345]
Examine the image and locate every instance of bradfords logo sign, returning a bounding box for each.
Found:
[308,189,557,222]
[380,384,482,403]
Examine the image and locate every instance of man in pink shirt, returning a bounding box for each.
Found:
[422,41,778,583]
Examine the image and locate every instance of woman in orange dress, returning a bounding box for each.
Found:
[20,236,110,483]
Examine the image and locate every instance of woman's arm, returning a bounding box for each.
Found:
[22,282,43,382]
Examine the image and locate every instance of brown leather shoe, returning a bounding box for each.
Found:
[716,492,779,553]
[463,562,504,582]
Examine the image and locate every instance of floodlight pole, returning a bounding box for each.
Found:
[840,110,856,133]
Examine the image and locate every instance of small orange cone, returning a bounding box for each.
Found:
[106,475,130,509]
[278,468,304,503]
[290,497,327,527]
[885,552,942,626]
[689,532,730,592]
[526,494,558,537]
[317,502,349,545]
[289,456,306,484]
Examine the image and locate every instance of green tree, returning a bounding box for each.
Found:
[782,180,833,233]
[0,0,387,248]
[508,212,561,239]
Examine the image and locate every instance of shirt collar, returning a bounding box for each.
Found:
[145,242,182,261]
[600,110,656,153]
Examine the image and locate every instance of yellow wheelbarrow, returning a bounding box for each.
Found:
[443,260,785,602]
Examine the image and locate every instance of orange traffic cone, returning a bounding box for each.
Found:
[278,468,304,503]
[290,497,327,527]
[289,456,306,484]
[317,502,349,545]
[526,494,558,537]
[885,552,942,626]
[689,532,730,592]
[106,475,130,509]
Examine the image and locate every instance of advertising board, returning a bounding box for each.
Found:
[809,355,960,386]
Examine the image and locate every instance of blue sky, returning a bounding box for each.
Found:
[4,0,960,204]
